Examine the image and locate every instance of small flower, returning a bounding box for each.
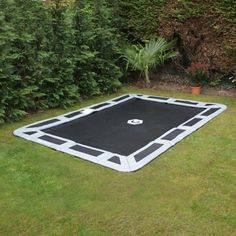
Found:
[186,63,209,77]
[186,63,209,87]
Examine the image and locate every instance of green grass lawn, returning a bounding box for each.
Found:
[1,86,236,235]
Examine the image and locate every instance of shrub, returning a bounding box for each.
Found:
[0,0,45,122]
[0,4,16,123]
[38,0,79,108]
[123,38,177,84]
[91,0,122,93]
[167,1,203,21]
[186,63,209,87]
[0,0,122,123]
[215,0,236,25]
[112,0,165,41]
[73,0,122,96]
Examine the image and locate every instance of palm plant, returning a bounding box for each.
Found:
[123,38,177,84]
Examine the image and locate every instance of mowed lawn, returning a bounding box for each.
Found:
[0,87,236,235]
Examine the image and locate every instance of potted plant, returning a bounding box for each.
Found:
[186,63,209,95]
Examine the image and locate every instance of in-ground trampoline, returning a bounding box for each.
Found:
[14,94,227,172]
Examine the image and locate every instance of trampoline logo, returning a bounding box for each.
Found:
[127,119,143,125]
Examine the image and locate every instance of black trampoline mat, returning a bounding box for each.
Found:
[14,94,227,172]
[43,98,205,155]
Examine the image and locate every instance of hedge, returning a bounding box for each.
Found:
[0,0,122,123]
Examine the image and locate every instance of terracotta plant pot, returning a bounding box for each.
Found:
[191,86,201,95]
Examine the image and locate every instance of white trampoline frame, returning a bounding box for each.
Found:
[14,94,227,172]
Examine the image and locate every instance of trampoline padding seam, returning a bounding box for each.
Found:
[108,156,121,165]
[65,111,82,118]
[201,108,220,116]
[39,135,66,145]
[134,143,163,162]
[175,100,198,105]
[24,131,37,135]
[91,103,110,109]
[183,118,202,126]
[70,144,103,157]
[161,129,185,141]
[148,96,168,100]
[112,95,130,102]
[28,118,60,128]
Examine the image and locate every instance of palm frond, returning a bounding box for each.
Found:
[123,37,177,83]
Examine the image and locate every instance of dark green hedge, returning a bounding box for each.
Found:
[0,0,122,123]
[113,0,236,42]
[111,0,166,41]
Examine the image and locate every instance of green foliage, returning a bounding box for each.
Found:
[113,0,166,41]
[215,0,236,25]
[123,38,177,84]
[73,0,122,96]
[0,6,12,123]
[0,0,122,123]
[39,2,79,108]
[167,1,203,21]
[186,63,209,87]
[73,0,99,96]
[91,1,122,93]
[0,0,43,122]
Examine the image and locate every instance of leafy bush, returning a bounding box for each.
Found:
[167,1,203,21]
[73,0,122,96]
[123,38,177,84]
[39,1,79,108]
[113,0,165,41]
[0,0,122,123]
[215,0,236,25]
[186,63,209,87]
[0,0,45,122]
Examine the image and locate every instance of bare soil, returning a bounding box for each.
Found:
[133,73,236,97]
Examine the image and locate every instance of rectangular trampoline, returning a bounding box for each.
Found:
[14,94,227,172]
